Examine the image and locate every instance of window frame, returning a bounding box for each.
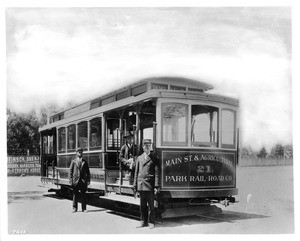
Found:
[191,105,219,148]
[106,118,122,151]
[89,117,102,151]
[158,99,237,149]
[56,115,104,155]
[42,135,48,154]
[221,108,236,149]
[67,124,76,152]
[161,102,189,146]
[77,121,88,151]
[57,127,66,153]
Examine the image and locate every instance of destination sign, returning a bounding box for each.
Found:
[162,151,236,188]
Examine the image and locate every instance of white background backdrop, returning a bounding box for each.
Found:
[1,0,300,241]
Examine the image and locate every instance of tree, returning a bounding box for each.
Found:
[257,146,267,158]
[38,104,58,126]
[283,144,293,159]
[240,146,257,158]
[7,109,40,154]
[7,103,62,154]
[270,144,284,158]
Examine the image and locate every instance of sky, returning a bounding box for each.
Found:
[5,6,292,151]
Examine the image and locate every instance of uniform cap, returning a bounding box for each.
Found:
[142,139,152,145]
[76,147,83,152]
[124,132,133,138]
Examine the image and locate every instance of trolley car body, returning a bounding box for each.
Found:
[39,76,239,215]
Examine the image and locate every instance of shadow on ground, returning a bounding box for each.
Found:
[42,191,269,227]
[156,210,269,228]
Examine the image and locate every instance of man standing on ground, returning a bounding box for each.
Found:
[134,139,159,229]
[69,147,90,213]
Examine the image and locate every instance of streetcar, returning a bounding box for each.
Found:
[39,76,239,217]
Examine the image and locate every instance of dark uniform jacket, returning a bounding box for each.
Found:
[119,143,134,162]
[133,153,159,191]
[69,158,90,187]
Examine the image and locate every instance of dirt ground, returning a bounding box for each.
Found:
[6,165,294,234]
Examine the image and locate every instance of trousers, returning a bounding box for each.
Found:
[139,191,155,224]
[72,180,87,211]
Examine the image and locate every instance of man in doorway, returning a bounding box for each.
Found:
[119,133,136,183]
[69,147,91,213]
[133,139,160,229]
[119,133,135,170]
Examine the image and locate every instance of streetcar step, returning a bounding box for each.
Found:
[100,192,140,205]
[161,205,222,218]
